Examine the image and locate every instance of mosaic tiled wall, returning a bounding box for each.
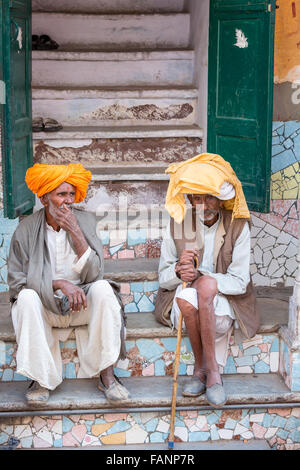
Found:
[0,210,19,293]
[0,333,280,382]
[0,408,299,449]
[279,338,300,392]
[250,121,300,287]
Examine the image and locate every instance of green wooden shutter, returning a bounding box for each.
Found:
[207,0,276,212]
[1,0,34,219]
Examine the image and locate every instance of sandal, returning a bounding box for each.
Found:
[36,34,59,50]
[43,118,63,132]
[25,380,50,404]
[98,375,131,405]
[32,35,39,50]
[32,116,44,132]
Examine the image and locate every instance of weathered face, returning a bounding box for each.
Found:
[187,194,222,224]
[41,182,76,211]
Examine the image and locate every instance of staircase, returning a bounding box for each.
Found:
[0,268,299,450]
[0,0,299,451]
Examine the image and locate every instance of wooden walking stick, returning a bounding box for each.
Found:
[168,257,198,450]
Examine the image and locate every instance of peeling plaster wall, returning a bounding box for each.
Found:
[274,0,300,84]
[187,0,209,151]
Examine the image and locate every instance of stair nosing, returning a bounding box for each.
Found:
[32,49,195,61]
[32,125,204,140]
[32,86,199,99]
[0,374,299,414]
[33,11,190,18]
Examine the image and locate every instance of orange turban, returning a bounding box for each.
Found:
[25,163,92,203]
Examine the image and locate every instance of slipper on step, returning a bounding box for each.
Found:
[37,34,59,50]
[32,35,39,50]
[32,116,44,132]
[43,118,63,132]
[98,375,131,405]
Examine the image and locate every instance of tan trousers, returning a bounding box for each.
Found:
[11,280,122,390]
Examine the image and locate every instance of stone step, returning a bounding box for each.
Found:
[0,297,289,343]
[32,0,186,15]
[32,124,203,140]
[32,50,194,88]
[0,374,299,413]
[0,375,300,451]
[0,284,290,383]
[32,12,190,51]
[32,87,198,128]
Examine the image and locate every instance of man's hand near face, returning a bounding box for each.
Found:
[48,201,89,258]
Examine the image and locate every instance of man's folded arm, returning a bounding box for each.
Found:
[199,222,251,295]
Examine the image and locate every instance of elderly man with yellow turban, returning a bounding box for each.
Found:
[154,153,259,408]
[7,163,130,405]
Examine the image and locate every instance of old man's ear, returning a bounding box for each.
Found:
[40,194,49,207]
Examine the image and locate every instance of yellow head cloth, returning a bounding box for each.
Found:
[165,153,250,223]
[25,163,92,203]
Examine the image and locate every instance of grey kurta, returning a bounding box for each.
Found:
[7,207,126,359]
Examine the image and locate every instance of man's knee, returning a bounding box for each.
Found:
[176,298,197,318]
[88,280,119,307]
[17,288,41,305]
[89,279,113,297]
[193,276,218,302]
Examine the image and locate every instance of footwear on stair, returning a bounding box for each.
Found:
[98,375,131,405]
[182,376,206,397]
[25,380,50,404]
[206,382,227,408]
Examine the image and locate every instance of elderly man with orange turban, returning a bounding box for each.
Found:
[154,153,259,408]
[7,163,130,405]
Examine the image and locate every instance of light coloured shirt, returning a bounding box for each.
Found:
[46,223,91,296]
[158,213,251,319]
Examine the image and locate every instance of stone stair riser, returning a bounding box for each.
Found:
[0,333,281,382]
[0,408,299,449]
[32,13,190,50]
[32,0,186,14]
[279,339,300,392]
[33,137,202,167]
[32,56,194,88]
[32,96,197,128]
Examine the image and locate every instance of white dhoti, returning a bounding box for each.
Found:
[11,280,122,390]
[171,285,233,367]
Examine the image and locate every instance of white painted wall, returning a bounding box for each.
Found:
[187,0,210,151]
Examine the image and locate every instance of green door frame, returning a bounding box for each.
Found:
[207,0,276,213]
[1,0,34,219]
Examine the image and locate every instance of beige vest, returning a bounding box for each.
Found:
[153,209,260,339]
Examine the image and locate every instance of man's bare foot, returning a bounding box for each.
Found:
[100,366,115,388]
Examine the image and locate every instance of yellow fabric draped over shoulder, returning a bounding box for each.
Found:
[25,163,92,203]
[165,153,250,223]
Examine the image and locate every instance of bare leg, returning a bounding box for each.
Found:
[192,276,222,388]
[100,365,115,388]
[176,298,206,383]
